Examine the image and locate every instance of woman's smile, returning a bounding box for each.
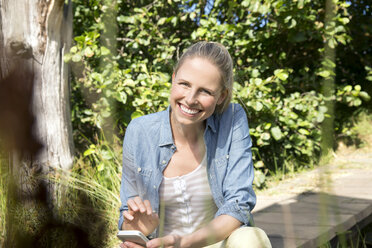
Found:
[178,103,201,116]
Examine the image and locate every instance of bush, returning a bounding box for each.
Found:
[66,0,371,187]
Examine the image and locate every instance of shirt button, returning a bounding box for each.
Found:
[226,154,229,159]
[153,185,156,189]
[162,160,166,164]
[171,145,176,150]
[137,167,142,172]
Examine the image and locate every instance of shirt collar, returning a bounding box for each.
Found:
[159,106,174,147]
[158,106,217,147]
[206,112,217,133]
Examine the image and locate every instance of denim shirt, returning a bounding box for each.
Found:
[118,103,256,237]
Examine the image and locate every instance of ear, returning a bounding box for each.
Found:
[217,89,228,105]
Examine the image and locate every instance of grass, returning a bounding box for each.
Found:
[0,156,8,247]
[0,137,123,248]
[48,138,123,247]
[352,112,372,148]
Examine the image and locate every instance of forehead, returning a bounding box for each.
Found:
[175,57,221,87]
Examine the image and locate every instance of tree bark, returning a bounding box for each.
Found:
[0,0,73,245]
[0,0,74,169]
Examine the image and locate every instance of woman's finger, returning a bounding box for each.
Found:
[146,237,162,248]
[123,210,134,221]
[127,198,139,212]
[143,199,153,215]
[133,197,146,213]
[124,241,145,248]
[147,235,179,248]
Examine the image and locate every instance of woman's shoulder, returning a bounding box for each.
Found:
[126,109,168,134]
[219,103,245,119]
[216,103,248,129]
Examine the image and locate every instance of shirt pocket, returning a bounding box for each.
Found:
[131,165,153,198]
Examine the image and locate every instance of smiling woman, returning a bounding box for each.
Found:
[170,57,226,128]
[118,41,272,248]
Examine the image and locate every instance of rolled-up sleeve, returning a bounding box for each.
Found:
[215,104,256,226]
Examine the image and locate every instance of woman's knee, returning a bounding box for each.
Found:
[225,226,272,248]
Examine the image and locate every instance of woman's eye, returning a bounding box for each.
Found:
[179,82,189,87]
[201,89,212,95]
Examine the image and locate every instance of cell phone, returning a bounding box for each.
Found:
[117,230,149,246]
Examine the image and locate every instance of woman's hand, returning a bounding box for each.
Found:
[122,197,159,236]
[146,234,182,248]
[120,234,183,248]
[119,241,145,248]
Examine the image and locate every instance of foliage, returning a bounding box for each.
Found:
[65,0,372,188]
[0,157,7,247]
[49,138,123,247]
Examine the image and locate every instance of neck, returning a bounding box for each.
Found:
[170,112,205,145]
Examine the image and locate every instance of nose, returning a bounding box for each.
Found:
[185,89,198,105]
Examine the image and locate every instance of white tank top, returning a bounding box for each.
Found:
[159,154,218,236]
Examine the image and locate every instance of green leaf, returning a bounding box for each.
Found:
[298,128,310,135]
[84,47,94,57]
[83,148,95,157]
[100,46,110,56]
[254,161,264,169]
[274,69,289,81]
[316,112,325,123]
[131,111,143,119]
[359,91,371,101]
[157,17,167,25]
[70,46,78,53]
[317,70,330,78]
[254,101,263,111]
[253,169,265,188]
[328,38,337,49]
[97,163,105,172]
[289,18,297,29]
[270,126,283,141]
[251,69,260,78]
[72,53,82,62]
[200,19,208,26]
[261,132,271,140]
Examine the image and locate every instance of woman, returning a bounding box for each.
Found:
[119,42,271,248]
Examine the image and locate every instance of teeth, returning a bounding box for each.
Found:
[180,104,199,114]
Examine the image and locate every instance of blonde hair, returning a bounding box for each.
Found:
[174,41,233,114]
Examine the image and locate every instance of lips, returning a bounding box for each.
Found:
[178,103,200,115]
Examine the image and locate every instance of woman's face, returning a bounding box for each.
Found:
[170,57,227,127]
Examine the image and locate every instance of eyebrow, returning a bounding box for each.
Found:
[177,78,219,94]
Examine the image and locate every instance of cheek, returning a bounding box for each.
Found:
[202,97,219,110]
[170,86,183,100]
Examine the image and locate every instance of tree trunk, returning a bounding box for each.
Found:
[0,0,73,246]
[0,0,74,169]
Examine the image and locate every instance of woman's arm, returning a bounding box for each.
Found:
[181,214,241,248]
[119,122,159,235]
[146,215,241,248]
[214,103,256,225]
